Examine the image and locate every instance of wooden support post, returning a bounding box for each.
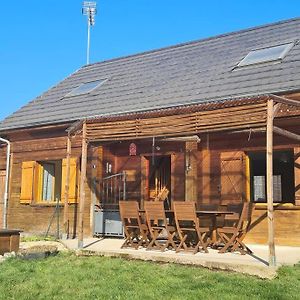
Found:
[294,148,300,206]
[266,99,276,267]
[78,122,88,249]
[63,135,71,239]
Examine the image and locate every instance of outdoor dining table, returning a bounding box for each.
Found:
[196,211,235,244]
[138,209,235,244]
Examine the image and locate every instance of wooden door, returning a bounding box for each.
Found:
[220,152,245,204]
[0,170,6,226]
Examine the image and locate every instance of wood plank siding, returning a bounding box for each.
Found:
[4,128,93,237]
[1,101,300,245]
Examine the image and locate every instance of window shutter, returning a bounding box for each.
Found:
[61,158,78,204]
[20,161,36,204]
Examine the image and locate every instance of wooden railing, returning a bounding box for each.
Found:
[100,172,126,209]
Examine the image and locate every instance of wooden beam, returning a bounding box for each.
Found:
[159,135,201,142]
[228,127,266,134]
[63,135,71,239]
[273,126,300,142]
[78,122,88,249]
[266,99,276,267]
[273,103,282,118]
[66,119,85,136]
[270,94,300,108]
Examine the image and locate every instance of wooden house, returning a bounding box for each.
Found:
[1,18,300,256]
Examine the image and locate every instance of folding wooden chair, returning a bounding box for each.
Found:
[119,201,149,249]
[217,202,254,255]
[144,201,177,251]
[173,201,210,254]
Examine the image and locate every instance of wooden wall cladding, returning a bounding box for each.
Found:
[6,130,93,237]
[171,153,185,201]
[245,208,300,246]
[0,147,6,169]
[3,115,300,244]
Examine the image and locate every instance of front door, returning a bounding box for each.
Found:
[220,152,245,204]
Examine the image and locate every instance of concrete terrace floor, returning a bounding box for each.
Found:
[61,238,300,279]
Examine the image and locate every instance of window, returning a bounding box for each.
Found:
[237,42,294,67]
[66,80,104,97]
[248,150,295,203]
[40,161,62,202]
[20,158,78,205]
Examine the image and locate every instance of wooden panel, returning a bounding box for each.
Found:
[171,153,185,201]
[115,155,141,202]
[87,102,267,141]
[20,161,36,204]
[246,208,300,246]
[294,147,300,206]
[220,152,245,203]
[124,170,138,182]
[200,149,211,204]
[185,141,198,202]
[61,158,78,203]
[141,156,149,208]
[0,170,5,226]
[5,126,92,238]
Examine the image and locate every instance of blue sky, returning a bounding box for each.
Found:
[0,1,299,121]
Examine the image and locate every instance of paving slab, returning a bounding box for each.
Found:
[60,238,300,279]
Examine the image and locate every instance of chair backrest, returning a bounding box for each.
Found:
[154,186,169,202]
[144,201,167,226]
[237,202,254,231]
[173,201,197,222]
[225,203,243,221]
[119,201,140,225]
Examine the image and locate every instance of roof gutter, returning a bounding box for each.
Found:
[0,137,10,229]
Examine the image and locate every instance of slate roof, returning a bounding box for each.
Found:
[1,17,300,131]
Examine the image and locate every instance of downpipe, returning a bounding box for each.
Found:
[0,137,10,229]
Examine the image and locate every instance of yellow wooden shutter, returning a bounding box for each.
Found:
[61,158,77,204]
[20,161,36,204]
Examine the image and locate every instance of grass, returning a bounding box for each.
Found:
[20,235,57,242]
[0,253,299,300]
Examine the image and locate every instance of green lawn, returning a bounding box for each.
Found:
[0,253,299,300]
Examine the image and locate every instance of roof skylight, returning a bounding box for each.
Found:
[66,80,104,97]
[237,42,294,67]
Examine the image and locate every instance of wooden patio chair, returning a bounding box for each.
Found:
[173,201,210,254]
[153,186,169,202]
[217,202,254,255]
[144,201,177,251]
[119,201,149,249]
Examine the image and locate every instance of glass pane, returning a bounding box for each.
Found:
[67,80,103,97]
[42,163,55,201]
[238,43,293,67]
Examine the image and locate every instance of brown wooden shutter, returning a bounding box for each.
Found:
[20,161,36,204]
[61,158,78,204]
[220,152,245,204]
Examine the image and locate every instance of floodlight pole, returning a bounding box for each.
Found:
[87,20,91,65]
[82,1,97,65]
